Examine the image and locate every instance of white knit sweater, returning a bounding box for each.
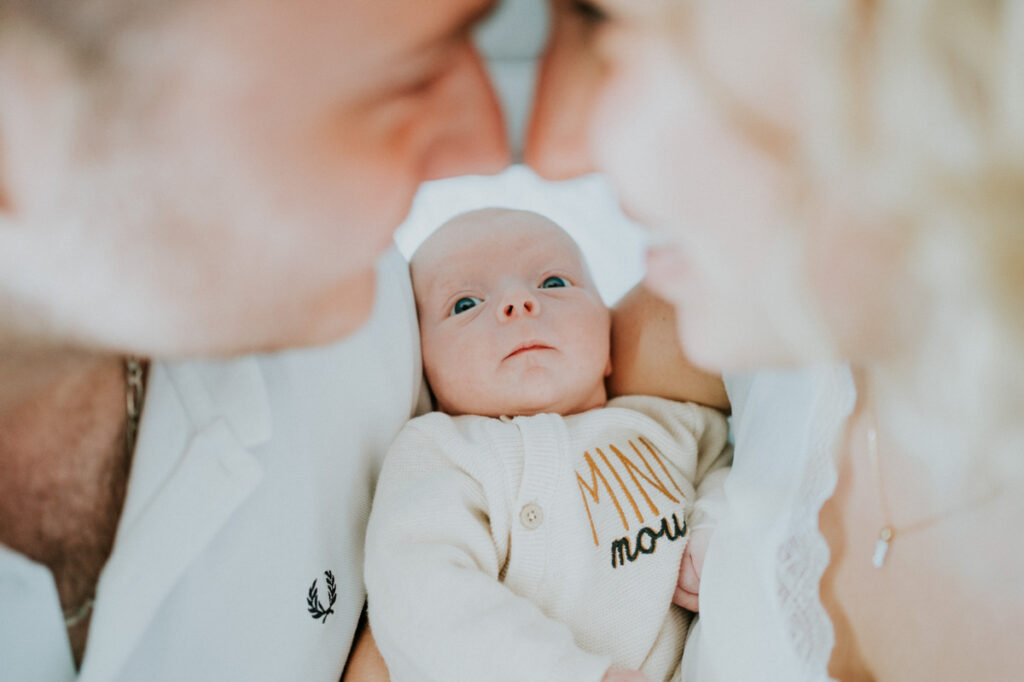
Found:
[365,395,732,682]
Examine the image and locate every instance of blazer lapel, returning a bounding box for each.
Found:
[79,358,270,682]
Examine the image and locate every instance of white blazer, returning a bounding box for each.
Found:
[0,248,421,681]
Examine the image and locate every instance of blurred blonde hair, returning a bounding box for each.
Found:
[802,0,1024,477]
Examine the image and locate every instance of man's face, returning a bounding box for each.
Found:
[3,0,508,355]
[412,209,611,417]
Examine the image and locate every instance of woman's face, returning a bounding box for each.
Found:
[528,0,860,369]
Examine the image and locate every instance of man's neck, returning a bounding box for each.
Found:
[0,349,134,664]
[0,345,108,411]
[0,350,128,549]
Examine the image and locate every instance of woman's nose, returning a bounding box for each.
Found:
[497,290,541,321]
[421,43,510,181]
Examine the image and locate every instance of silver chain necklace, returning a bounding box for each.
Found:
[63,356,145,628]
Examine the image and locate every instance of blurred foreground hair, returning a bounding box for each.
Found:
[805,0,1024,479]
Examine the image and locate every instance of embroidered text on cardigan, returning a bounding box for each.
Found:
[575,436,687,546]
[611,513,686,568]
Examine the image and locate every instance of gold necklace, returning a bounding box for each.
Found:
[865,408,999,569]
[63,356,145,628]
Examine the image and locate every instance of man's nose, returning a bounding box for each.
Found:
[421,44,510,181]
[497,289,541,321]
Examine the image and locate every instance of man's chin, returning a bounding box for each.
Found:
[167,270,379,358]
[267,271,379,353]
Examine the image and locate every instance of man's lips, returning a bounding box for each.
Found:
[503,342,554,360]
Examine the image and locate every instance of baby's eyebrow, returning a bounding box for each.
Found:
[428,272,464,296]
[420,273,470,309]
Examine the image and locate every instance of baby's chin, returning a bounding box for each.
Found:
[440,399,556,419]
[443,387,606,418]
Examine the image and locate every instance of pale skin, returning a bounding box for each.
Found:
[609,286,729,413]
[526,0,1024,680]
[403,208,720,682]
[411,209,613,419]
[0,0,508,669]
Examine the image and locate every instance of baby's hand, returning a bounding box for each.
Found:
[601,667,652,682]
[673,527,712,612]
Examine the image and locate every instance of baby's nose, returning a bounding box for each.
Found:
[504,300,533,316]
[498,291,540,320]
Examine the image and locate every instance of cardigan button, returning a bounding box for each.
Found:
[519,503,544,530]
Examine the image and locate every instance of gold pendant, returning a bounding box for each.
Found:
[872,526,893,568]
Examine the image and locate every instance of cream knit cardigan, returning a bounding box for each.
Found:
[365,395,731,682]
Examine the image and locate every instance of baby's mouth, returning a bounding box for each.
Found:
[504,342,554,360]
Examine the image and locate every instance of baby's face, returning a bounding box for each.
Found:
[412,209,611,417]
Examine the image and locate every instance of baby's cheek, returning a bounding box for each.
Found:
[434,343,490,411]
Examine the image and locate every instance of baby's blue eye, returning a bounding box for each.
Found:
[450,296,482,316]
[540,276,570,289]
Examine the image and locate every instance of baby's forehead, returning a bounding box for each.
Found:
[411,209,584,281]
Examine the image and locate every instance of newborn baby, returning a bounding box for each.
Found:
[365,208,731,682]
